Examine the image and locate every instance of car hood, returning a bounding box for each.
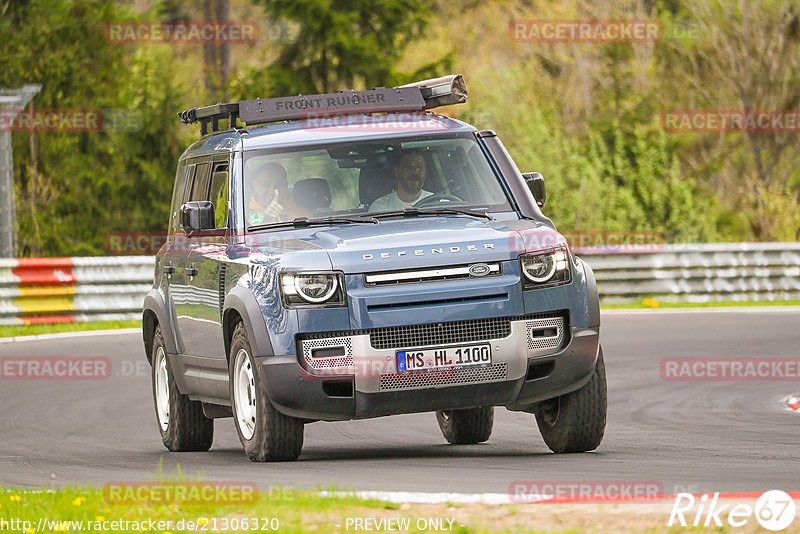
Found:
[243,217,560,273]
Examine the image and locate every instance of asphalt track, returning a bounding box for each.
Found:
[1,309,799,495]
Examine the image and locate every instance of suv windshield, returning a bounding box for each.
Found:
[243,133,511,228]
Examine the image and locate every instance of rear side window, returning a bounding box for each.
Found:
[175,161,224,231]
[190,163,211,202]
[181,164,197,205]
[209,162,229,229]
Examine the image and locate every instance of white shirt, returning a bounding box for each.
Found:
[369,190,432,212]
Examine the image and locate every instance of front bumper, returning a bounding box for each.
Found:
[256,313,600,421]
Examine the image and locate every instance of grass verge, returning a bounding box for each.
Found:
[0,485,742,534]
[602,299,800,309]
[0,320,141,338]
[0,485,507,534]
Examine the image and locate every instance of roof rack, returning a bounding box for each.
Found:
[178,74,467,135]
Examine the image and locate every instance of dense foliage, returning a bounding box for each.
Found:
[1,1,184,256]
[1,0,797,256]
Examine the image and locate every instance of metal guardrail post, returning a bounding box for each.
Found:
[0,84,42,257]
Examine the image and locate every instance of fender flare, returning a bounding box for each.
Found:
[222,286,275,359]
[142,289,176,361]
[581,258,601,328]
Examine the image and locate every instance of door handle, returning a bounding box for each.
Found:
[185,266,199,276]
[163,264,176,274]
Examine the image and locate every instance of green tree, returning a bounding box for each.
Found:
[0,0,187,256]
[659,0,800,240]
[243,0,449,97]
[470,66,716,242]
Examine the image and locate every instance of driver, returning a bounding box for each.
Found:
[369,150,432,212]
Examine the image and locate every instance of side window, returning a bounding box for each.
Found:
[209,162,229,229]
[190,163,211,202]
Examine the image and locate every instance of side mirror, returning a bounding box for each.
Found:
[180,201,215,231]
[522,172,546,207]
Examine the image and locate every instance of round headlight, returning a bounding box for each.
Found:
[294,274,338,303]
[521,253,557,283]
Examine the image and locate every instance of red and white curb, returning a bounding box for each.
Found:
[320,490,800,505]
[0,256,152,326]
[787,394,800,413]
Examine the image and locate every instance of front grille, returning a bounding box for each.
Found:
[364,262,501,286]
[367,293,507,311]
[379,362,508,390]
[370,316,510,349]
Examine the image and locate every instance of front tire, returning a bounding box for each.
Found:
[151,325,213,451]
[435,407,494,444]
[229,322,304,462]
[535,347,607,453]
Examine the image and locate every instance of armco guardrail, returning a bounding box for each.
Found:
[581,242,800,305]
[0,243,798,325]
[0,257,154,325]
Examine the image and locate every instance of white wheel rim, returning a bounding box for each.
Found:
[154,346,170,431]
[233,348,257,441]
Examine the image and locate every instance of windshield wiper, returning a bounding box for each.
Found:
[372,207,494,221]
[249,215,378,231]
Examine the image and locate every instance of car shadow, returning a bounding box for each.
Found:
[202,443,599,462]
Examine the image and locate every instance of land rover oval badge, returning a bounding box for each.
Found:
[469,263,491,277]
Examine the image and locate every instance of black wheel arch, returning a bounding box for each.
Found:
[579,258,601,328]
[222,286,275,361]
[143,289,175,363]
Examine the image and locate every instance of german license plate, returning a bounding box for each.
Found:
[396,344,492,373]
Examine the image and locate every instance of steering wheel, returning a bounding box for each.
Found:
[413,193,464,208]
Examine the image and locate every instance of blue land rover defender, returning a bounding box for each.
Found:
[143,75,605,461]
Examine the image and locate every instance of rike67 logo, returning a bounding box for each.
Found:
[669,490,797,531]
